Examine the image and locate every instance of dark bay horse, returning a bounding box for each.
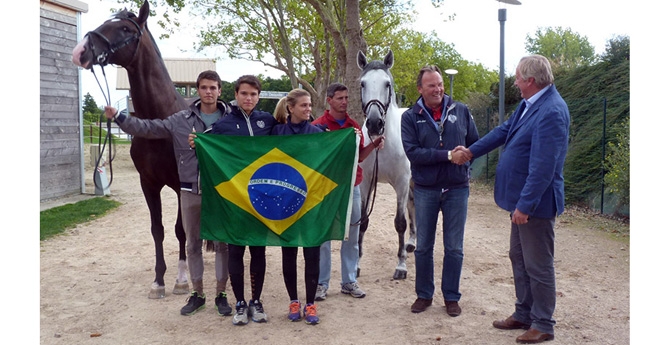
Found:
[72,0,189,298]
[357,50,416,280]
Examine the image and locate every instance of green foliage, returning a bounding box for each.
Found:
[219,75,292,115]
[83,121,131,145]
[525,26,596,70]
[604,116,629,207]
[40,197,122,241]
[83,93,104,123]
[489,74,523,117]
[558,48,629,208]
[472,36,630,214]
[602,35,630,64]
[374,29,498,107]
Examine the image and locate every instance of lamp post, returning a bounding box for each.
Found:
[497,0,521,126]
[445,68,458,99]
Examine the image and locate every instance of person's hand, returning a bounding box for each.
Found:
[188,132,197,149]
[451,146,472,165]
[511,208,529,225]
[104,106,118,120]
[372,135,386,150]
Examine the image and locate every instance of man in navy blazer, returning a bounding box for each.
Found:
[457,55,569,344]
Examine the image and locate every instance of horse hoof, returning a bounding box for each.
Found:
[172,280,189,295]
[392,269,407,280]
[148,283,166,299]
[405,243,416,253]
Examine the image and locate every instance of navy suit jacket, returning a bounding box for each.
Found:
[469,85,570,218]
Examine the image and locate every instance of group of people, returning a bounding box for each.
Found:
[105,74,384,327]
[105,53,569,344]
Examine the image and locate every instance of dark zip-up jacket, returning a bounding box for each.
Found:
[401,95,479,189]
[209,105,276,136]
[114,98,229,194]
[272,117,323,135]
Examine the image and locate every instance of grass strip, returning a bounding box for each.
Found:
[40,197,122,241]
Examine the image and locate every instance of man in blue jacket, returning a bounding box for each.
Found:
[458,55,569,344]
[194,75,277,326]
[401,65,478,317]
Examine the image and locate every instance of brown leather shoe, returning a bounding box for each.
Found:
[444,300,461,317]
[411,298,433,313]
[492,315,531,330]
[516,328,554,344]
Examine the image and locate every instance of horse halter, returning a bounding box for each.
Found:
[362,85,392,137]
[85,16,143,67]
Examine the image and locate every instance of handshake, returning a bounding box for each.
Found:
[450,146,472,165]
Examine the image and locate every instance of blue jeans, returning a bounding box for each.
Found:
[414,185,469,301]
[319,186,361,288]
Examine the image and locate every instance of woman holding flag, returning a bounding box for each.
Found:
[272,89,323,325]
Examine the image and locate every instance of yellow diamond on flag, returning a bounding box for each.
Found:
[215,148,338,235]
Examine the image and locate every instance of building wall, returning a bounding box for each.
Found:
[40,0,87,201]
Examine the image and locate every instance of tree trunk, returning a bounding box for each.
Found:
[345,0,367,126]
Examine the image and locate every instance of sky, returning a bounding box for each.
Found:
[75,0,636,108]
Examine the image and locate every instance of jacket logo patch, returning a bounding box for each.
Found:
[448,114,457,123]
[257,120,265,128]
[416,120,426,123]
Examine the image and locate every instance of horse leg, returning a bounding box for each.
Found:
[172,192,189,295]
[405,181,417,253]
[393,202,408,280]
[357,219,369,278]
[140,184,168,299]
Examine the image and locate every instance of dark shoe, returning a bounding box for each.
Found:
[411,298,433,313]
[180,291,206,315]
[493,315,531,330]
[215,292,232,316]
[444,300,461,317]
[516,328,554,344]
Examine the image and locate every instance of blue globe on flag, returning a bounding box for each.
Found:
[248,163,308,221]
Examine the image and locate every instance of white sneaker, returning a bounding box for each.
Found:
[341,282,366,298]
[232,301,249,325]
[315,284,328,301]
[248,300,268,323]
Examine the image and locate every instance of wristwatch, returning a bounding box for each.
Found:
[448,150,453,161]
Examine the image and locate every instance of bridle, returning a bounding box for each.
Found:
[83,15,142,191]
[361,84,392,137]
[353,77,393,225]
[85,16,143,67]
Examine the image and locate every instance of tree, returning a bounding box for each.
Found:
[82,92,103,123]
[366,29,497,108]
[118,0,417,119]
[602,35,630,64]
[525,26,596,70]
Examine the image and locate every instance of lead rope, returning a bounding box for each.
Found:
[90,65,114,190]
[352,148,379,226]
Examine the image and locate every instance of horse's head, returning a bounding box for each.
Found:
[357,50,395,138]
[72,1,150,69]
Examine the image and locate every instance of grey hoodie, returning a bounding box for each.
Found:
[114,98,229,194]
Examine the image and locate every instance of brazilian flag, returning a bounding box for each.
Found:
[195,128,358,247]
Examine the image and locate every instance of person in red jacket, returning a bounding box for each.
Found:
[311,83,384,301]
